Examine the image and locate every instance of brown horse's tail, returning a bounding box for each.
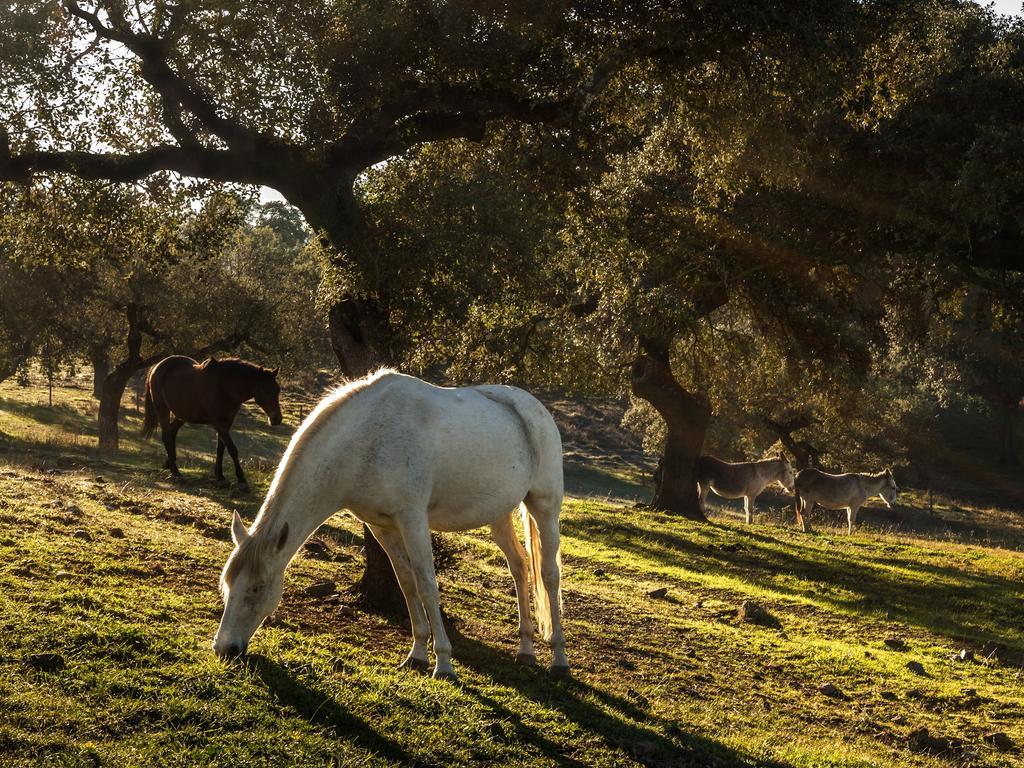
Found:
[141,370,158,439]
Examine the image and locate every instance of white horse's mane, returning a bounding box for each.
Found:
[264,366,397,510]
[222,368,396,590]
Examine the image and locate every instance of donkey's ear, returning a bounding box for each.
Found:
[231,510,249,546]
[276,522,289,552]
[271,366,280,377]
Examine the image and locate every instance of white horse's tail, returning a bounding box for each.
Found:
[521,502,556,641]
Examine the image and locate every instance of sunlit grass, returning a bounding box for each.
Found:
[1,376,1023,766]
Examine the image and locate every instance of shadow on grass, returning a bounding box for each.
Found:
[244,653,415,765]
[451,634,793,768]
[567,512,1024,654]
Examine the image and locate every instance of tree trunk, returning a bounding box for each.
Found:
[1000,404,1020,466]
[631,339,711,520]
[326,294,405,614]
[327,296,394,377]
[764,417,821,470]
[97,367,134,452]
[91,352,110,400]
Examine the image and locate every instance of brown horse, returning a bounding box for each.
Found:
[142,356,283,488]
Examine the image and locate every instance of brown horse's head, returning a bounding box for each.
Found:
[253,367,283,426]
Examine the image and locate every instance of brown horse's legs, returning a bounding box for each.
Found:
[162,418,185,476]
[215,436,227,481]
[215,427,246,486]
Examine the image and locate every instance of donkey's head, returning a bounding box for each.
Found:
[213,511,290,658]
[777,453,796,492]
[878,468,899,507]
[253,367,283,426]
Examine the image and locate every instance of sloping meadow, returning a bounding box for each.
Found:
[0,462,1021,768]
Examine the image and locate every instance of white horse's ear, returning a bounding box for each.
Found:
[231,510,249,546]
[276,522,289,552]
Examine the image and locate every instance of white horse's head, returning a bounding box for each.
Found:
[879,468,899,508]
[777,454,796,492]
[213,511,289,658]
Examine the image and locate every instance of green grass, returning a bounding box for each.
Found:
[1,376,1023,767]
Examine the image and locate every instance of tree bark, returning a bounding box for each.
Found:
[91,351,109,400]
[764,416,821,470]
[327,297,393,378]
[97,365,134,452]
[631,338,711,520]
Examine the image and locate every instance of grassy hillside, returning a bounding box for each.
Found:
[1,377,1023,767]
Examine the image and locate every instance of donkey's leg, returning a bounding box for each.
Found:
[163,418,185,477]
[525,492,569,674]
[215,426,247,487]
[797,496,810,532]
[490,511,537,665]
[367,523,431,672]
[396,516,454,680]
[698,483,709,517]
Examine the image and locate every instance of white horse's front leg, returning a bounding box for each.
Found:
[847,506,859,534]
[743,496,753,525]
[398,517,455,680]
[367,524,431,672]
[490,512,537,664]
[698,483,709,517]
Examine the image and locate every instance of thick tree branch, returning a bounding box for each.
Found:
[333,47,629,171]
[63,1,257,151]
[0,138,270,185]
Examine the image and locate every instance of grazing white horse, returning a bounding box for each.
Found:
[794,467,899,534]
[696,454,796,523]
[213,369,568,680]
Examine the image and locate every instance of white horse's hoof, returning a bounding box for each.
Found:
[515,653,537,666]
[399,657,430,674]
[432,670,458,682]
[549,664,571,678]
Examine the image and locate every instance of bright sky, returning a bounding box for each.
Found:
[981,0,1022,14]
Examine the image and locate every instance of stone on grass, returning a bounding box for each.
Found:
[905,660,927,676]
[646,587,668,599]
[818,683,846,699]
[981,640,1006,660]
[72,529,92,542]
[108,527,125,539]
[27,653,65,673]
[303,540,329,559]
[984,732,1014,752]
[883,637,908,651]
[593,568,607,578]
[737,600,781,629]
[305,580,337,598]
[908,727,963,755]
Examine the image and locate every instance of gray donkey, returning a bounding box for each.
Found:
[794,468,898,534]
[697,454,796,523]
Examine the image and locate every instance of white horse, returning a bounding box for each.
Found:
[696,454,796,523]
[213,369,568,680]
[794,467,899,534]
